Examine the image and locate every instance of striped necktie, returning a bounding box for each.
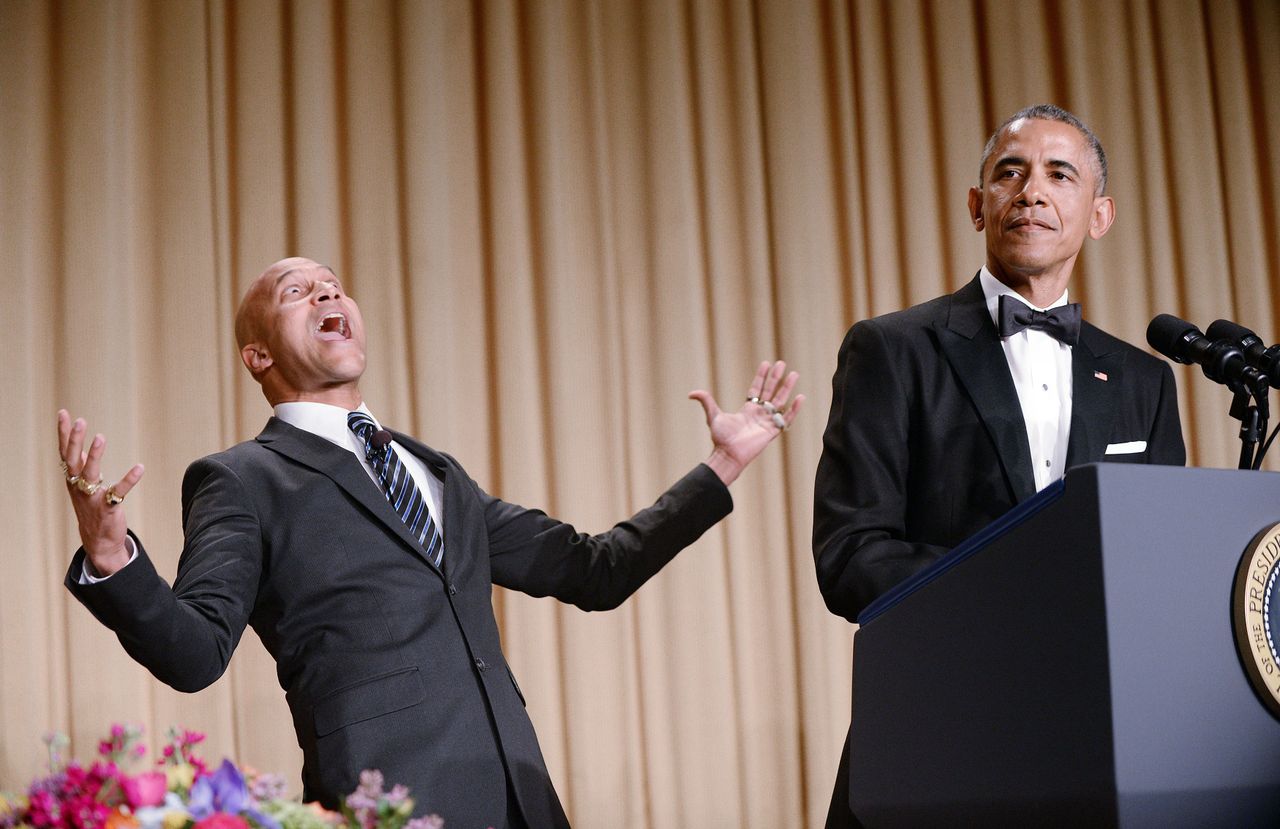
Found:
[347,412,443,568]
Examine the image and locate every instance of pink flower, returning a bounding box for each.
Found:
[65,795,109,829]
[123,773,168,809]
[192,815,250,829]
[25,790,60,828]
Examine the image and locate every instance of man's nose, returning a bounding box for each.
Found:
[313,281,341,302]
[1015,176,1048,206]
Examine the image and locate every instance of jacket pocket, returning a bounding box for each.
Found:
[313,667,426,737]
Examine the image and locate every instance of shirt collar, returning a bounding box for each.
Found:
[273,401,379,452]
[979,265,1069,330]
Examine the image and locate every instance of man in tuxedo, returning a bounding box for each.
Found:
[813,104,1186,826]
[58,256,804,829]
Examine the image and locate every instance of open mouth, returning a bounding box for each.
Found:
[315,312,349,341]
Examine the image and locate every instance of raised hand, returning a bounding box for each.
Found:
[57,409,145,577]
[689,360,805,486]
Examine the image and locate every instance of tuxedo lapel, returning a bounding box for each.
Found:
[1065,323,1124,468]
[255,418,446,575]
[934,276,1037,504]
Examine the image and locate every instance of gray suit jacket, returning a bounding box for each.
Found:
[67,417,732,828]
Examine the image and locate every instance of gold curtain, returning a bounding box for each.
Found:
[2,0,1276,825]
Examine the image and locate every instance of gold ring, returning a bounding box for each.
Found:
[66,473,81,486]
[60,460,69,474]
[76,477,104,496]
[104,486,125,507]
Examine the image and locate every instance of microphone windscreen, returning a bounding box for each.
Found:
[372,429,394,450]
[1206,318,1255,343]
[1146,313,1197,360]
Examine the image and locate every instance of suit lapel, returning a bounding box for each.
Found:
[390,431,487,586]
[934,276,1037,504]
[1065,323,1123,468]
[256,418,446,575]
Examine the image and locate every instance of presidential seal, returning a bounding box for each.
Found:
[1232,521,1280,720]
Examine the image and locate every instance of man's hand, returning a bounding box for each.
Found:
[57,409,145,577]
[689,360,805,486]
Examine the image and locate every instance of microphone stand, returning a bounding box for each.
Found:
[1229,382,1269,470]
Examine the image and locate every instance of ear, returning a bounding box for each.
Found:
[1088,195,1116,240]
[241,343,273,379]
[967,186,985,231]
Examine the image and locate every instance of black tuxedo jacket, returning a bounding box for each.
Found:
[67,418,732,828]
[813,275,1186,827]
[814,274,1186,621]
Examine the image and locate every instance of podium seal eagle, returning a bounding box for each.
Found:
[1232,521,1280,720]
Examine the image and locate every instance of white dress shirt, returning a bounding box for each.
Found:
[979,267,1074,492]
[83,401,445,582]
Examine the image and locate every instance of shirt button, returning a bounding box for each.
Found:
[1044,459,1051,467]
[1042,383,1049,391]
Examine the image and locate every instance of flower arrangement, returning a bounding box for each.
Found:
[0,726,443,829]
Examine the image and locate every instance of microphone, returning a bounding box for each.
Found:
[1206,319,1280,390]
[1146,314,1268,394]
[369,429,394,461]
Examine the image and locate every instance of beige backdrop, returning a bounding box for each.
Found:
[2,0,1277,826]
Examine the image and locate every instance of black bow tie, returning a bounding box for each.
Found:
[997,294,1081,346]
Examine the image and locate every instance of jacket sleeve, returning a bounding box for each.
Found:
[64,456,263,692]
[1147,360,1187,466]
[484,463,733,610]
[812,320,949,623]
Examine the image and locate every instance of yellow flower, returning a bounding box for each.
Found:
[166,764,195,792]
[162,811,189,829]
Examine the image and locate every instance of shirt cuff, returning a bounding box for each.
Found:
[79,536,138,584]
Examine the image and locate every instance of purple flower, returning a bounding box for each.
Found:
[343,793,378,813]
[187,761,280,829]
[247,774,286,802]
[354,771,384,799]
[405,817,444,829]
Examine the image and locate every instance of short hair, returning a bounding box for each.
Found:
[978,104,1108,195]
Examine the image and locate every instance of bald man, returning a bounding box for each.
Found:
[60,257,804,828]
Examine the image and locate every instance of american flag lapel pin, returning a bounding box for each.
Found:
[1094,370,1108,382]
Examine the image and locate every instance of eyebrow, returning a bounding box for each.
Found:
[273,264,338,289]
[992,155,1081,177]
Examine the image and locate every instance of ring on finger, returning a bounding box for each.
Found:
[60,460,69,474]
[104,486,125,507]
[746,395,763,405]
[761,400,782,415]
[770,412,788,431]
[76,477,105,496]
[66,472,81,486]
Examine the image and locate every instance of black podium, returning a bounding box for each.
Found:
[848,463,1280,827]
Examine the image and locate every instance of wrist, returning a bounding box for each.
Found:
[86,541,132,578]
[704,447,744,487]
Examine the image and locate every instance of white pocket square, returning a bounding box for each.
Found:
[1105,440,1147,455]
